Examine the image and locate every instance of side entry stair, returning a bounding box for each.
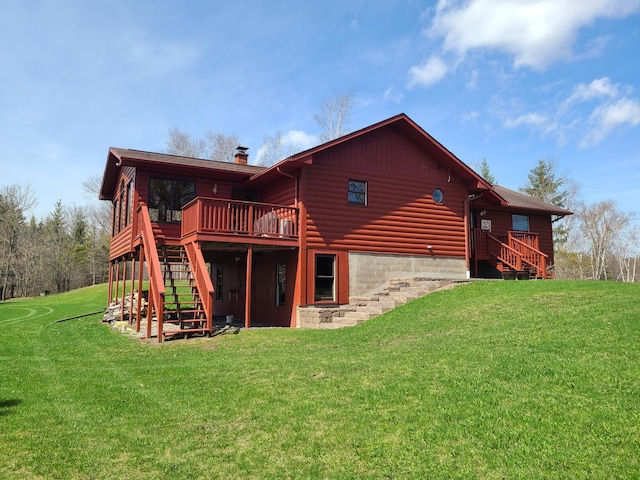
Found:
[159,245,210,339]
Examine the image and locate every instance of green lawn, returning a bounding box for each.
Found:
[1,281,639,479]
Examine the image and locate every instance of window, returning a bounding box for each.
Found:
[276,262,286,307]
[512,214,530,232]
[432,188,444,204]
[315,254,335,302]
[348,179,367,206]
[124,181,133,226]
[148,178,195,223]
[112,198,119,236]
[215,267,223,302]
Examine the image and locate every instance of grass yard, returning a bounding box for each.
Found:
[0,280,639,479]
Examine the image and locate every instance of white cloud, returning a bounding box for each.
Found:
[283,130,317,150]
[565,77,621,105]
[580,97,640,147]
[461,110,479,123]
[504,112,549,129]
[428,0,640,70]
[408,56,449,88]
[383,85,404,103]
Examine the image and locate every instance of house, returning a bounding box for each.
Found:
[99,113,571,340]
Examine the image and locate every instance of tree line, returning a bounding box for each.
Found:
[0,182,111,300]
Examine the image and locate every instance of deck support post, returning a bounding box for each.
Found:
[114,261,120,305]
[107,262,114,308]
[128,255,136,325]
[136,246,144,333]
[120,259,127,323]
[245,245,253,329]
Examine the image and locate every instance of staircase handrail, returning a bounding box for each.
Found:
[509,235,548,278]
[183,241,214,331]
[137,203,165,323]
[486,234,522,271]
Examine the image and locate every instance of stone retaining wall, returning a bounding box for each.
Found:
[349,252,466,296]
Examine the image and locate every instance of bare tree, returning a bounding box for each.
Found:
[612,222,639,282]
[205,131,240,163]
[313,91,357,143]
[0,184,36,300]
[258,130,300,167]
[576,200,633,280]
[165,127,205,158]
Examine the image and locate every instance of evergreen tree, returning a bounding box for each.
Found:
[479,158,496,184]
[520,157,567,207]
[520,156,569,247]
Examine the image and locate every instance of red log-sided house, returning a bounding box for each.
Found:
[100,114,571,340]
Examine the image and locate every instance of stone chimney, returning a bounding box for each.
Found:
[235,146,249,165]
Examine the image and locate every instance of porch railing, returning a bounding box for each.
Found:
[509,235,548,278]
[181,198,299,239]
[473,229,549,278]
[486,234,522,271]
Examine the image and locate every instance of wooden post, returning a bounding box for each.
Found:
[120,259,127,323]
[128,256,136,325]
[136,246,144,333]
[245,245,253,329]
[114,261,120,304]
[107,262,113,308]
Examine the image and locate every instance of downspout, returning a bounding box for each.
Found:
[277,163,302,327]
[276,164,298,207]
[464,192,484,279]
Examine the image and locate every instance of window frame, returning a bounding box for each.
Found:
[512,214,530,232]
[148,177,196,223]
[348,179,368,206]
[314,254,336,302]
[276,262,286,307]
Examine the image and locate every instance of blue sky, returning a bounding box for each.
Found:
[2,0,639,220]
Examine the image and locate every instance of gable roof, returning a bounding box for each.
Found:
[492,185,572,216]
[100,147,265,200]
[249,113,499,197]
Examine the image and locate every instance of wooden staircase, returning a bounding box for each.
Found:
[158,245,210,339]
[482,231,551,280]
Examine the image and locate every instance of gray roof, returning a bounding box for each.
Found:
[493,185,572,215]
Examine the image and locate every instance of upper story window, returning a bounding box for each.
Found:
[149,178,196,223]
[512,214,530,232]
[348,179,367,206]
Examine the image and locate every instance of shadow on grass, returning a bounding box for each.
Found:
[0,399,22,416]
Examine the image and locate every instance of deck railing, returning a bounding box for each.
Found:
[182,198,299,239]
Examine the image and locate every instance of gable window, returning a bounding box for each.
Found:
[315,254,335,302]
[276,262,286,307]
[512,214,530,232]
[148,178,195,223]
[348,179,367,206]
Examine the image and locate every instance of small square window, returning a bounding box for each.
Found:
[512,214,530,232]
[348,180,367,206]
